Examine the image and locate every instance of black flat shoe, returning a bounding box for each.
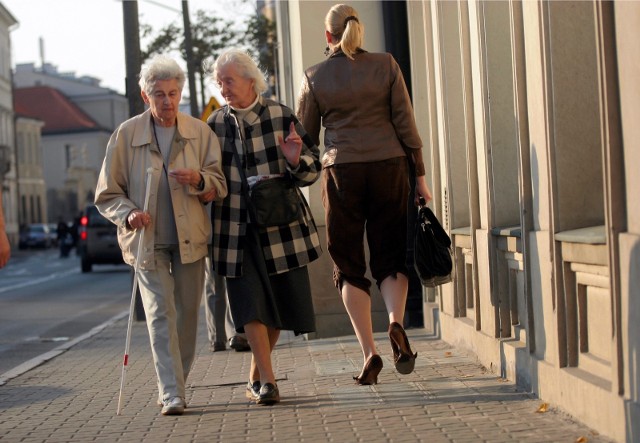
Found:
[353,354,383,385]
[229,336,251,352]
[257,382,280,405]
[246,381,261,401]
[388,322,418,375]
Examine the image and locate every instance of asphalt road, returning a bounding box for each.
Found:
[0,247,132,374]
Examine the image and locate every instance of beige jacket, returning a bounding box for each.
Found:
[95,109,227,270]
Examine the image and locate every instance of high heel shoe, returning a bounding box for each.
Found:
[353,354,383,385]
[388,322,418,375]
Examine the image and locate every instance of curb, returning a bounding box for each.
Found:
[0,309,129,386]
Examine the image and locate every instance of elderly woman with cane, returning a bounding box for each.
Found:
[95,55,227,416]
[202,49,322,405]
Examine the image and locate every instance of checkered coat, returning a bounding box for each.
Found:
[207,96,322,277]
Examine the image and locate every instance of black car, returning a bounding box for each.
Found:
[78,205,124,272]
[19,223,53,249]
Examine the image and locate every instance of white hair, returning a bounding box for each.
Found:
[204,49,268,95]
[138,55,186,95]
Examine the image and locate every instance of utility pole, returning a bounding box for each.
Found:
[121,1,146,322]
[122,0,145,118]
[182,1,199,117]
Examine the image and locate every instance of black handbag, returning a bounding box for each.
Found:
[224,113,300,228]
[249,176,300,227]
[414,201,453,287]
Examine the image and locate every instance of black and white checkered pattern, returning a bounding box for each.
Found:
[208,96,322,277]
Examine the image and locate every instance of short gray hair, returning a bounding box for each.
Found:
[138,55,186,95]
[204,49,268,96]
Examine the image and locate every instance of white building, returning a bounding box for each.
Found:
[14,85,113,222]
[2,9,128,226]
[13,62,128,132]
[12,63,128,222]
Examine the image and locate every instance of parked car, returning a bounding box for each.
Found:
[78,204,124,273]
[19,223,53,249]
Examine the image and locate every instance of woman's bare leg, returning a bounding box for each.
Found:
[341,282,377,363]
[380,273,408,325]
[245,321,280,385]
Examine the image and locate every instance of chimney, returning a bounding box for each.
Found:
[39,36,45,67]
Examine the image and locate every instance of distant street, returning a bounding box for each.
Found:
[0,247,131,374]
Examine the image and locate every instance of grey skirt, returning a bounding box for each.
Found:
[226,224,316,335]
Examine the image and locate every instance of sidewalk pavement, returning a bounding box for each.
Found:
[0,308,614,443]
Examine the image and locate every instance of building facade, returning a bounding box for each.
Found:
[13,62,128,132]
[2,1,128,229]
[0,2,16,245]
[12,63,129,223]
[14,114,45,225]
[12,62,128,223]
[276,1,639,441]
[13,85,113,222]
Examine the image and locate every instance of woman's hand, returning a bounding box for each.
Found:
[198,188,218,203]
[127,210,151,230]
[169,168,202,187]
[278,121,302,168]
[415,175,433,206]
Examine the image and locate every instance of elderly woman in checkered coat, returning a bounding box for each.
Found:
[202,49,322,406]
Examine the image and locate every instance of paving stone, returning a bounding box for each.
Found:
[0,312,617,443]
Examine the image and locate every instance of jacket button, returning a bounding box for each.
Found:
[184,240,190,244]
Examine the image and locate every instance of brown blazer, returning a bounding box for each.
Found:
[296,49,425,176]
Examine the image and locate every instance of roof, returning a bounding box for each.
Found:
[13,86,105,135]
[0,3,18,28]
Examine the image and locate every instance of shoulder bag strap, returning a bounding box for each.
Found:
[223,111,259,224]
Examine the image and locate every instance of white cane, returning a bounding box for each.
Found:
[117,167,154,415]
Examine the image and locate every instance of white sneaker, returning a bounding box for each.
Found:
[158,397,187,408]
[161,397,185,415]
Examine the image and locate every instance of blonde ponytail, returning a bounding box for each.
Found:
[325,4,364,60]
